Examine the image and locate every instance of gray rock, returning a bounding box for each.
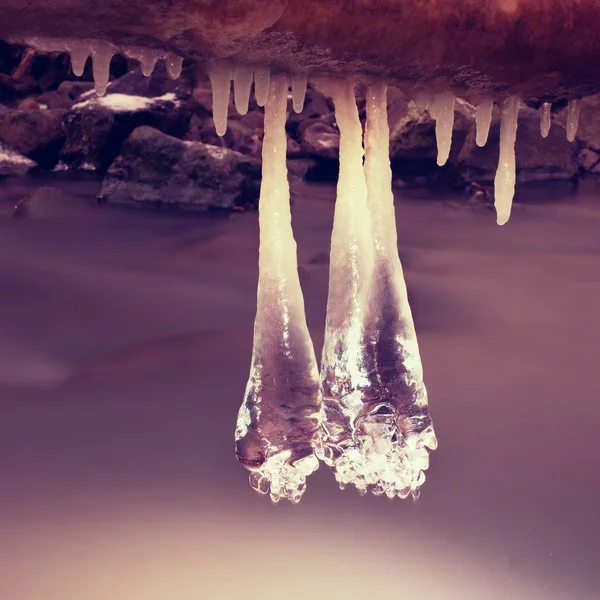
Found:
[0,108,65,169]
[300,119,340,160]
[0,143,37,177]
[99,126,261,210]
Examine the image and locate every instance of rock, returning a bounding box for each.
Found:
[286,87,333,138]
[0,143,37,177]
[37,80,95,110]
[0,108,65,169]
[99,126,261,211]
[459,105,579,183]
[299,119,340,160]
[61,87,192,171]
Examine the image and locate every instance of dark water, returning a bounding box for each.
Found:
[1,175,600,599]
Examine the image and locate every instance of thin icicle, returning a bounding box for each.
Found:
[69,41,90,77]
[494,96,520,226]
[566,99,581,142]
[164,54,183,79]
[233,65,253,115]
[291,73,308,113]
[475,97,494,147]
[207,62,233,136]
[433,91,455,166]
[235,74,321,504]
[254,66,270,107]
[540,102,552,138]
[90,41,115,96]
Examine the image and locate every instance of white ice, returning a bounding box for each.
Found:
[540,102,551,138]
[164,54,184,80]
[90,40,116,96]
[207,62,233,136]
[476,97,494,147]
[233,65,253,116]
[494,96,520,226]
[432,91,456,166]
[566,99,581,142]
[253,66,271,108]
[291,74,308,113]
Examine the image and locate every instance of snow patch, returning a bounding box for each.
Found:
[73,93,178,113]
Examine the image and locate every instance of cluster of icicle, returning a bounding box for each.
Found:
[224,66,436,503]
[21,37,184,96]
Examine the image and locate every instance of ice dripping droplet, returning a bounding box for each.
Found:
[291,73,308,113]
[208,62,233,136]
[566,98,581,143]
[476,97,494,147]
[318,79,436,500]
[69,41,89,77]
[233,65,253,115]
[91,41,115,96]
[540,102,551,138]
[494,96,520,226]
[164,54,183,79]
[432,91,455,166]
[253,66,271,107]
[235,74,322,504]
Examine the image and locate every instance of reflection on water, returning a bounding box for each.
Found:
[0,176,599,599]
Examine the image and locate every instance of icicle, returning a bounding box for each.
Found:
[432,91,455,166]
[413,87,432,110]
[235,74,321,504]
[566,99,581,143]
[475,97,494,147]
[540,102,551,138]
[207,62,233,136]
[233,65,253,116]
[291,73,308,113]
[138,50,158,77]
[69,41,90,77]
[164,54,183,79]
[254,66,270,107]
[319,79,436,500]
[494,96,520,226]
[90,41,115,96]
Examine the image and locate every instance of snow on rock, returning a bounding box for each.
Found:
[0,143,37,177]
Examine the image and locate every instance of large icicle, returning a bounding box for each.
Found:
[90,41,115,96]
[431,91,455,166]
[69,41,90,77]
[540,102,551,138]
[318,80,436,499]
[233,65,253,115]
[494,96,520,226]
[566,99,581,142]
[476,97,494,147]
[208,62,233,136]
[164,54,183,80]
[254,66,270,107]
[291,74,308,113]
[235,75,321,504]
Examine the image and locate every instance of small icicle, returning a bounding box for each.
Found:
[207,62,233,136]
[433,91,455,166]
[540,102,552,138]
[475,97,494,147]
[139,50,158,77]
[566,99,581,143]
[233,65,253,115]
[254,66,271,107]
[90,42,115,96]
[291,73,308,113]
[494,96,520,226]
[164,54,183,80]
[69,41,90,77]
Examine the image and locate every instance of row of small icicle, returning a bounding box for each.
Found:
[61,41,581,227]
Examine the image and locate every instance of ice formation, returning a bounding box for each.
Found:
[540,102,552,138]
[233,65,253,116]
[494,96,520,226]
[254,66,271,107]
[316,79,436,499]
[291,74,308,113]
[165,54,184,80]
[208,62,234,136]
[430,91,456,166]
[476,97,494,147]
[234,75,322,504]
[566,98,581,142]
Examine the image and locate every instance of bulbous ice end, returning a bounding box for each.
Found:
[321,424,437,500]
[248,453,319,504]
